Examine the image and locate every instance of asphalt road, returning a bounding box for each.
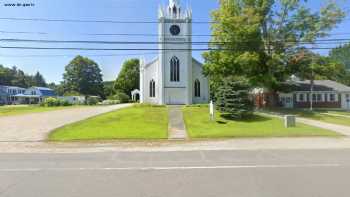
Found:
[1,149,350,197]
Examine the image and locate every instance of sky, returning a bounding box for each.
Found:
[0,0,349,84]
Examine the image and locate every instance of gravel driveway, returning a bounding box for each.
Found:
[0,104,132,142]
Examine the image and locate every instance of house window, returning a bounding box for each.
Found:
[194,79,201,97]
[317,94,322,102]
[330,94,336,102]
[312,94,317,102]
[299,94,305,102]
[324,94,328,102]
[149,80,156,98]
[170,56,180,82]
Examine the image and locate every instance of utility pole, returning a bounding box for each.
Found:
[310,56,315,111]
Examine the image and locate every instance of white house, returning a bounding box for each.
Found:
[139,0,209,105]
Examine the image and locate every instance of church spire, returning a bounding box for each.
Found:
[159,0,191,20]
[169,0,180,8]
[168,0,181,18]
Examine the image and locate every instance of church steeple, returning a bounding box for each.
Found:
[168,0,181,18]
[159,0,191,19]
[169,0,180,8]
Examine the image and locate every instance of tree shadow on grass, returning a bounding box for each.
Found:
[220,114,272,123]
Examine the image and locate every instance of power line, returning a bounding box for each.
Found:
[0,46,337,51]
[0,52,159,58]
[0,17,349,24]
[1,38,349,45]
[2,30,350,38]
[0,17,213,24]
[0,30,212,37]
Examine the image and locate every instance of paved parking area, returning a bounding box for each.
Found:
[0,104,132,142]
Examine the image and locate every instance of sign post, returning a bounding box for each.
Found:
[209,100,215,121]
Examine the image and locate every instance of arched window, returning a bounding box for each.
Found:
[149,80,156,98]
[194,79,201,97]
[170,56,180,82]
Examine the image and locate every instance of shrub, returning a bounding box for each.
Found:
[42,97,72,107]
[109,92,130,103]
[87,97,100,105]
[101,100,121,105]
[60,100,72,106]
[43,97,60,107]
[216,81,254,119]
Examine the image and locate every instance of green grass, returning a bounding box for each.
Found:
[183,106,340,138]
[325,110,350,116]
[267,108,350,127]
[49,105,168,141]
[0,105,81,117]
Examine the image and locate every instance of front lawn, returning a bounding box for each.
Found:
[49,105,168,141]
[183,106,340,138]
[267,108,350,127]
[0,105,79,117]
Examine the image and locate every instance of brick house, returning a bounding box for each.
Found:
[254,80,350,110]
[280,80,350,110]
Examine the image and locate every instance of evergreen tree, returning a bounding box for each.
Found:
[216,81,253,119]
[33,72,47,87]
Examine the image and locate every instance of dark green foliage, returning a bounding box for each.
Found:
[33,72,47,87]
[329,43,350,70]
[41,97,72,107]
[216,81,254,119]
[114,59,140,96]
[63,56,104,97]
[203,0,345,90]
[103,81,115,97]
[0,65,47,87]
[86,97,100,105]
[108,91,130,103]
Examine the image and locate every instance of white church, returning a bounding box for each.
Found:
[139,0,209,105]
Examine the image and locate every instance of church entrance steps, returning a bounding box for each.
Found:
[168,105,188,140]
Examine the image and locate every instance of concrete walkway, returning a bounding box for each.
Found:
[0,104,132,142]
[297,118,350,136]
[168,105,188,140]
[259,112,350,137]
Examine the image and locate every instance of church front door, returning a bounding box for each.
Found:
[165,88,187,105]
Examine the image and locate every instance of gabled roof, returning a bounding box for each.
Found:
[192,58,203,66]
[31,87,56,96]
[285,80,350,92]
[144,57,159,68]
[33,87,54,91]
[0,85,25,90]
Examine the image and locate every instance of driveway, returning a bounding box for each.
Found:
[259,112,350,137]
[297,117,350,136]
[0,104,132,142]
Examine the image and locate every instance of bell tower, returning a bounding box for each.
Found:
[158,0,193,105]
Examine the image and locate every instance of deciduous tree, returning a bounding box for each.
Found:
[63,56,104,97]
[114,59,140,96]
